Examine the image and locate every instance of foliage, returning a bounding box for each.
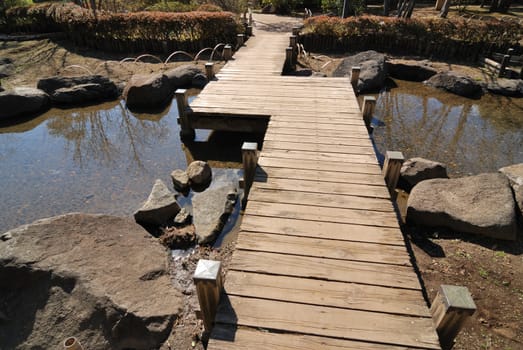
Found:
[145,1,198,12]
[321,0,364,16]
[0,0,32,27]
[261,0,304,14]
[196,3,223,11]
[1,2,242,51]
[303,15,522,46]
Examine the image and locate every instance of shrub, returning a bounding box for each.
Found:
[197,3,223,11]
[145,1,198,12]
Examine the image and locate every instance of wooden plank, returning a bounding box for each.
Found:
[230,250,420,290]
[258,156,382,174]
[260,149,377,164]
[251,177,391,199]
[210,325,427,350]
[225,271,431,317]
[237,231,410,265]
[241,214,405,245]
[249,187,393,211]
[269,120,368,132]
[265,126,370,138]
[263,132,372,145]
[245,201,399,228]
[214,296,441,349]
[263,140,375,155]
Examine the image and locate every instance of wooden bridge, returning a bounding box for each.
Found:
[184,15,442,350]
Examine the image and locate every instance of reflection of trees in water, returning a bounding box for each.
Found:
[374,83,523,175]
[46,101,169,168]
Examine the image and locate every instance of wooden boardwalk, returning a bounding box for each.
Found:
[188,17,441,350]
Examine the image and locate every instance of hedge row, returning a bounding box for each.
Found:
[301,15,522,60]
[2,2,241,53]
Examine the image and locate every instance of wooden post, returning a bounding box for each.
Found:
[223,45,232,61]
[292,26,300,36]
[246,25,253,36]
[236,34,245,48]
[64,337,84,350]
[205,62,214,80]
[435,0,445,10]
[499,54,510,77]
[289,35,297,49]
[430,285,477,350]
[242,142,258,209]
[193,259,223,333]
[361,96,376,131]
[382,151,404,197]
[351,66,361,90]
[175,89,195,141]
[285,47,294,69]
[248,12,253,26]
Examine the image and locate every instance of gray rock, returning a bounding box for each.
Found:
[0,63,14,78]
[333,51,387,93]
[37,75,117,98]
[0,57,13,65]
[134,179,181,226]
[399,157,448,191]
[0,87,50,120]
[171,169,190,192]
[192,73,208,89]
[51,83,117,105]
[424,72,482,98]
[407,173,517,240]
[164,65,204,90]
[123,73,172,109]
[387,62,437,82]
[0,232,12,241]
[192,185,237,244]
[499,163,523,225]
[0,213,182,350]
[174,207,192,225]
[487,79,523,97]
[187,161,212,187]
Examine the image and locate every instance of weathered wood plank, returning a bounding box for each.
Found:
[215,296,441,349]
[210,325,427,350]
[258,156,382,174]
[260,149,377,164]
[263,140,375,155]
[241,214,405,245]
[225,271,431,317]
[237,231,410,265]
[230,250,420,290]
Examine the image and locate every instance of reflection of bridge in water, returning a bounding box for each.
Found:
[184,15,442,350]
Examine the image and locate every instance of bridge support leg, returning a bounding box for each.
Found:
[292,26,300,36]
[237,34,245,49]
[499,54,510,77]
[223,45,232,61]
[382,150,404,198]
[193,259,223,333]
[285,47,294,70]
[175,89,195,142]
[205,62,214,80]
[430,285,476,350]
[351,66,361,91]
[361,96,376,132]
[241,142,258,209]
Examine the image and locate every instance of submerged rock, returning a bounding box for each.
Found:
[0,87,50,120]
[134,179,181,227]
[399,157,448,191]
[123,73,171,109]
[487,78,523,97]
[192,185,237,244]
[499,163,523,226]
[0,213,182,350]
[424,72,482,98]
[407,173,517,240]
[187,161,212,187]
[333,51,387,93]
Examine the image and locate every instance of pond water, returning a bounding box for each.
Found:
[0,96,262,234]
[372,80,523,177]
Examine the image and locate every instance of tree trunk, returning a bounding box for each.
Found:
[489,0,499,12]
[384,0,390,15]
[440,0,451,17]
[342,0,351,17]
[405,0,416,18]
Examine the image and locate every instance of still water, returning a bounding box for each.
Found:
[0,97,259,234]
[372,80,523,177]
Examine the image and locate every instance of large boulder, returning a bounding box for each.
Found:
[123,73,172,109]
[37,75,118,98]
[187,160,212,187]
[0,213,182,350]
[387,61,437,82]
[0,58,14,78]
[192,184,237,244]
[399,157,448,191]
[499,163,523,225]
[0,87,50,120]
[487,79,523,97]
[164,65,205,90]
[424,72,482,98]
[407,173,518,240]
[134,179,181,226]
[51,83,117,105]
[333,51,387,93]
